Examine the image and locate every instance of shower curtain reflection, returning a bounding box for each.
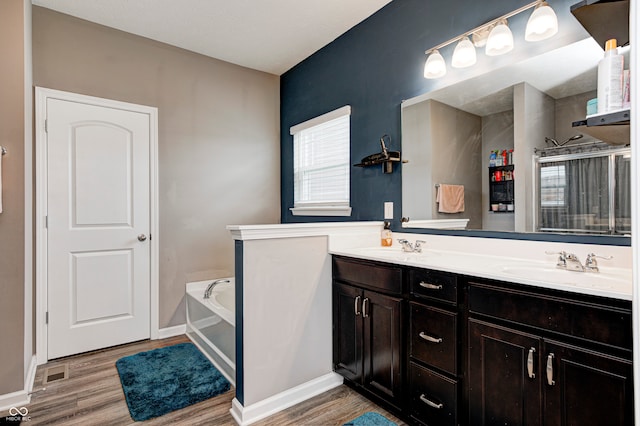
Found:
[537,148,631,235]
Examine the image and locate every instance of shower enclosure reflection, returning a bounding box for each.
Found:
[536,146,631,235]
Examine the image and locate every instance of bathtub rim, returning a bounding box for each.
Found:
[186,278,235,326]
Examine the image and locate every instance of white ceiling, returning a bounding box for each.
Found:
[31,0,392,75]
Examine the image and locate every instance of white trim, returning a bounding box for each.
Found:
[229,373,343,426]
[226,221,382,241]
[34,87,160,364]
[290,205,352,216]
[289,105,351,135]
[0,389,30,413]
[157,324,187,339]
[23,0,34,397]
[0,356,36,412]
[631,0,639,422]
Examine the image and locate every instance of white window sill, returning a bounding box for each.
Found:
[290,206,352,217]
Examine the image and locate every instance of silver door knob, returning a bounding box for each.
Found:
[137,234,147,242]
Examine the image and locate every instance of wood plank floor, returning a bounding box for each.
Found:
[3,336,406,425]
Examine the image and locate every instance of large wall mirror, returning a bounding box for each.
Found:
[400,4,630,244]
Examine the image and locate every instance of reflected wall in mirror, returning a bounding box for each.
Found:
[401,36,631,237]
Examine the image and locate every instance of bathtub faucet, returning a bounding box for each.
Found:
[204,279,231,299]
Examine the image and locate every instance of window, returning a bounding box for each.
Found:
[290,105,351,216]
[540,164,566,207]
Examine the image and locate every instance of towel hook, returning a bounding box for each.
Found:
[1,146,6,156]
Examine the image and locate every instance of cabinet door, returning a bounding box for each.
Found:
[333,282,363,383]
[362,290,403,404]
[468,319,542,425]
[543,340,633,426]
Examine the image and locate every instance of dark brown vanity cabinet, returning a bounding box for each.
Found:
[332,256,404,408]
[468,281,633,426]
[332,256,634,426]
[407,268,461,426]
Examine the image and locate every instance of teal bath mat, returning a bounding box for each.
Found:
[116,342,230,421]
[344,412,398,426]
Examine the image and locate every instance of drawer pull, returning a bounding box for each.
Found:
[527,347,536,379]
[362,298,370,318]
[354,295,361,316]
[419,394,443,409]
[419,331,443,343]
[419,281,443,290]
[546,353,556,386]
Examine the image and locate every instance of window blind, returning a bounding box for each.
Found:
[291,107,351,215]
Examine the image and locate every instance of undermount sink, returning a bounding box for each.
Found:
[501,265,630,290]
[352,246,442,261]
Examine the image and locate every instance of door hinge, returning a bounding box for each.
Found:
[44,119,48,133]
[45,215,48,228]
[149,234,152,241]
[45,311,49,324]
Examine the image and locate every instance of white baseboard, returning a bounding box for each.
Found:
[157,324,186,339]
[0,356,37,412]
[229,372,343,426]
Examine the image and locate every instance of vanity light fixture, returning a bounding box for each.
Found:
[452,36,477,68]
[424,49,447,78]
[525,1,559,41]
[423,0,558,78]
[485,19,514,56]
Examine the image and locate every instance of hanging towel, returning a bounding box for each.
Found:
[436,184,465,213]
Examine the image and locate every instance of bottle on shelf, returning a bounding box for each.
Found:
[597,38,624,114]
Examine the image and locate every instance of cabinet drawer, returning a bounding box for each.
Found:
[410,268,457,305]
[333,256,402,294]
[410,302,457,375]
[409,362,457,426]
[469,282,632,351]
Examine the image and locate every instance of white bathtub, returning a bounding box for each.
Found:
[186,278,235,386]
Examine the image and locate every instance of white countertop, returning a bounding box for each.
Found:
[329,245,632,301]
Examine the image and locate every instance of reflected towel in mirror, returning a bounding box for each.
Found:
[436,184,464,213]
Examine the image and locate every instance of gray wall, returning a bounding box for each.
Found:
[429,100,482,228]
[514,83,555,232]
[32,7,281,328]
[482,110,515,231]
[400,100,482,228]
[0,0,28,395]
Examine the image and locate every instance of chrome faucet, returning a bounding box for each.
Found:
[546,251,613,273]
[204,279,230,299]
[584,253,613,272]
[398,239,427,253]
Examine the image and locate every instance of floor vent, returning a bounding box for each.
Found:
[43,364,69,384]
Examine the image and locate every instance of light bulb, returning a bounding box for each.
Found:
[525,1,558,41]
[424,50,446,79]
[486,19,514,56]
[452,36,477,68]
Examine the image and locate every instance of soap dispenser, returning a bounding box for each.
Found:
[381,221,393,247]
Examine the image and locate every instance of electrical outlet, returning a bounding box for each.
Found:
[384,202,393,220]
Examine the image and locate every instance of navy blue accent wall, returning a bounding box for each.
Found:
[281,0,587,227]
[234,240,244,405]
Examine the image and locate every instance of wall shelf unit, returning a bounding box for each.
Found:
[489,165,514,212]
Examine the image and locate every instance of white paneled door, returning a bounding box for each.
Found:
[46,96,152,359]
